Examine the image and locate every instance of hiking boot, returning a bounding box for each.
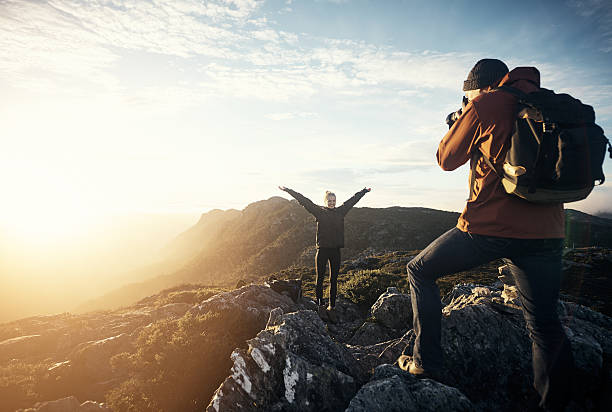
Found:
[397,355,426,376]
[326,305,337,323]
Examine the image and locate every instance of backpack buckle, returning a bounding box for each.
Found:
[543,122,556,133]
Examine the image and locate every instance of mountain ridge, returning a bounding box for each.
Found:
[75,197,612,313]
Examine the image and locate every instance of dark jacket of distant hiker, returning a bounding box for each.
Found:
[285,188,368,248]
[438,67,564,238]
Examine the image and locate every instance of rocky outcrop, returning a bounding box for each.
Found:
[190,284,297,325]
[437,287,533,409]
[208,282,611,411]
[207,308,366,411]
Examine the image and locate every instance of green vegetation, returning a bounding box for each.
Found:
[269,251,501,309]
[0,360,46,411]
[107,310,261,412]
[338,269,409,307]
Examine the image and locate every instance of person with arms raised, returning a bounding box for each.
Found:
[279,186,371,321]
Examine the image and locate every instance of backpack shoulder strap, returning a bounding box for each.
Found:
[468,150,500,201]
[497,84,528,99]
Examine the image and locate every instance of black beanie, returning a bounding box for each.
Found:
[463,59,509,91]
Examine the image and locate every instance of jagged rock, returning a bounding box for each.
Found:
[497,264,515,285]
[442,283,476,304]
[207,309,366,411]
[18,396,110,412]
[369,287,412,330]
[438,293,534,410]
[433,287,611,411]
[471,286,492,297]
[346,364,473,412]
[501,284,519,305]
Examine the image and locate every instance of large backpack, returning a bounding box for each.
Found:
[476,86,611,203]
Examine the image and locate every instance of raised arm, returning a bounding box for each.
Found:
[279,186,321,217]
[338,188,370,216]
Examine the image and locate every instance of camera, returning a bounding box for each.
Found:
[445,96,469,128]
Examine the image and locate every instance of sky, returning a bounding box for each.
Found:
[1,0,612,246]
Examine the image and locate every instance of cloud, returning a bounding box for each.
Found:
[567,0,612,53]
[0,1,119,90]
[265,112,317,120]
[199,64,318,101]
[0,0,480,103]
[3,0,611,124]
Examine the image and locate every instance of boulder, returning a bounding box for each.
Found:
[346,364,473,412]
[439,292,533,410]
[436,286,611,411]
[207,309,366,411]
[369,287,412,330]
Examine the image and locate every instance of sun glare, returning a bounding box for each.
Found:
[1,165,102,246]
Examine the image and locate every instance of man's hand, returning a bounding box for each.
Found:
[364,188,372,192]
[279,186,288,192]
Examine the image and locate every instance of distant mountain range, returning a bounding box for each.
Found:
[75,197,612,313]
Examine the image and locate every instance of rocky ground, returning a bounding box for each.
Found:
[1,247,610,411]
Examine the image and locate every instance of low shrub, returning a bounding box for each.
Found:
[107,309,261,412]
[338,269,409,307]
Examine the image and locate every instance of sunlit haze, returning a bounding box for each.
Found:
[1,0,611,321]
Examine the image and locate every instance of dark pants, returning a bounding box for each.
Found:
[315,247,341,307]
[407,227,573,411]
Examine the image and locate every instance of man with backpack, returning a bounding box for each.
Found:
[402,59,577,411]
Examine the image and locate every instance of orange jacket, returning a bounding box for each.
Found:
[437,67,565,238]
